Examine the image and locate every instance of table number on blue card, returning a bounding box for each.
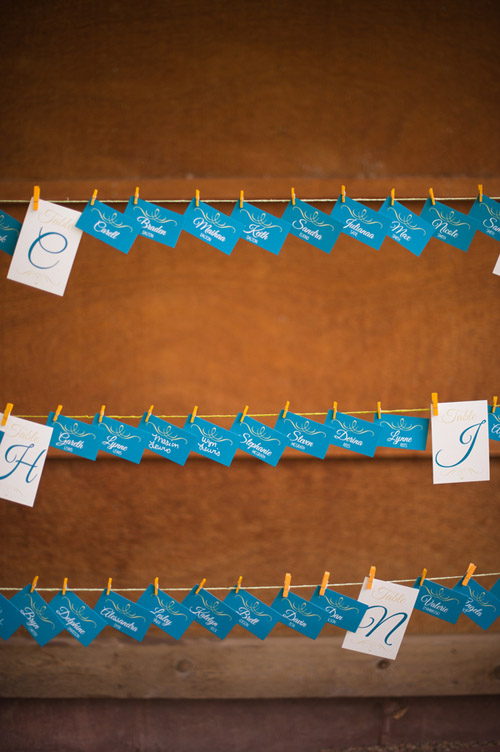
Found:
[413,578,467,624]
[224,587,280,640]
[183,415,238,466]
[139,412,194,466]
[231,413,286,466]
[272,589,328,639]
[50,589,107,646]
[0,209,22,256]
[95,589,154,641]
[11,585,65,646]
[420,198,478,252]
[0,413,53,507]
[47,412,99,460]
[282,197,343,253]
[76,198,139,254]
[468,194,500,242]
[374,413,429,451]
[231,201,290,255]
[125,196,182,248]
[453,578,500,630]
[183,586,238,639]
[92,414,149,464]
[379,197,435,257]
[310,586,369,632]
[330,195,390,250]
[274,409,334,459]
[137,584,194,640]
[488,405,500,443]
[182,198,241,255]
[0,593,24,641]
[325,409,381,457]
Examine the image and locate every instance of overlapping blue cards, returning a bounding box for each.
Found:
[76,198,139,254]
[272,589,328,639]
[94,589,154,641]
[420,199,478,252]
[183,415,238,466]
[139,412,194,466]
[0,592,23,640]
[11,585,65,646]
[488,406,500,443]
[282,197,343,253]
[183,198,242,255]
[331,195,390,250]
[0,209,22,256]
[92,414,149,463]
[137,584,194,639]
[413,578,467,624]
[125,196,182,248]
[310,586,368,632]
[379,197,435,257]
[453,578,500,630]
[224,587,280,640]
[231,201,290,255]
[47,412,99,460]
[374,412,429,451]
[274,409,334,459]
[325,410,381,457]
[231,413,286,466]
[183,586,238,639]
[468,194,500,242]
[50,589,107,646]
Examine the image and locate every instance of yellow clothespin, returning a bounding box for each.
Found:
[333,401,338,420]
[319,571,330,596]
[1,402,13,427]
[462,562,476,587]
[341,185,346,203]
[283,400,290,420]
[33,185,40,211]
[291,187,296,206]
[239,190,244,209]
[431,393,438,417]
[420,568,427,586]
[134,186,139,205]
[54,404,63,423]
[195,189,200,208]
[99,404,106,423]
[429,187,435,206]
[367,566,376,590]
[91,189,98,206]
[377,401,382,420]
[62,577,68,595]
[283,573,292,598]
[106,577,112,595]
[236,575,243,594]
[478,184,483,203]
[145,404,154,423]
[240,405,249,423]
[190,405,198,423]
[30,575,39,593]
[196,578,206,595]
[390,188,395,207]
[492,396,498,414]
[154,576,159,596]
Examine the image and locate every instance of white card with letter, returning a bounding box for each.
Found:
[0,414,53,507]
[431,400,489,484]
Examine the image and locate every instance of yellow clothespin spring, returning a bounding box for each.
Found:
[196,578,206,595]
[99,405,106,423]
[1,402,13,427]
[463,562,476,587]
[341,185,346,203]
[319,571,330,596]
[283,573,292,598]
[333,401,337,421]
[106,578,112,595]
[236,575,243,594]
[377,401,382,420]
[291,187,296,206]
[239,190,244,209]
[367,566,376,590]
[91,189,98,206]
[145,404,154,423]
[62,577,68,595]
[190,405,198,423]
[240,405,249,423]
[33,185,40,211]
[134,186,139,205]
[195,189,200,208]
[390,188,395,207]
[283,400,290,420]
[420,568,427,586]
[154,577,159,596]
[431,393,438,417]
[54,404,63,423]
[30,575,39,593]
[429,187,435,206]
[478,184,483,204]
[492,396,498,414]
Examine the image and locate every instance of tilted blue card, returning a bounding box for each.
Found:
[420,198,478,252]
[11,585,65,646]
[125,197,182,248]
[490,576,500,600]
[47,412,99,460]
[325,410,381,457]
[182,586,238,639]
[310,586,369,632]
[137,584,194,640]
[75,198,139,254]
[0,209,22,256]
[453,578,500,630]
[274,409,334,459]
[488,406,500,443]
[183,415,238,466]
[182,198,241,255]
[379,197,435,257]
[0,592,24,640]
[330,195,390,250]
[373,412,429,451]
[468,195,500,242]
[231,413,286,466]
[92,414,149,464]
[139,412,195,466]
[231,201,290,255]
[224,587,280,640]
[282,197,343,254]
[272,589,328,639]
[94,589,154,641]
[50,590,107,646]
[412,578,467,624]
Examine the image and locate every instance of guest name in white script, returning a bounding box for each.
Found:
[293,218,323,240]
[344,218,375,238]
[94,221,120,239]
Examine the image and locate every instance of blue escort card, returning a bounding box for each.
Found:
[231,201,290,255]
[125,197,182,248]
[92,414,149,464]
[231,413,286,466]
[47,412,99,460]
[413,578,467,624]
[469,194,500,242]
[183,198,242,255]
[310,586,369,632]
[95,589,154,641]
[282,197,343,254]
[272,589,328,639]
[50,589,107,646]
[0,592,24,640]
[183,415,238,466]
[11,585,65,646]
[0,209,22,256]
[224,587,280,640]
[139,412,195,466]
[76,198,139,254]
[274,409,334,459]
[420,198,478,252]
[325,410,381,457]
[379,197,435,257]
[374,412,429,451]
[183,586,238,639]
[453,578,500,630]
[488,406,500,443]
[330,195,390,250]
[490,576,500,600]
[137,584,194,640]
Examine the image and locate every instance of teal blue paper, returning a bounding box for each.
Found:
[231,413,286,466]
[224,587,280,640]
[379,197,435,257]
[490,576,500,600]
[0,210,22,256]
[182,198,241,255]
[271,589,328,639]
[231,201,290,255]
[330,195,390,250]
[183,415,237,466]
[0,592,23,640]
[373,412,429,451]
[413,578,467,624]
[139,412,195,466]
[76,198,139,254]
[125,197,182,248]
[282,197,342,253]
[95,589,154,641]
[468,194,500,242]
[11,585,65,646]
[137,584,194,639]
[488,406,500,443]
[182,586,237,639]
[325,409,381,457]
[310,586,368,632]
[453,578,500,630]
[47,412,99,460]
[92,414,149,463]
[50,590,107,646]
[274,409,334,459]
[420,198,478,252]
